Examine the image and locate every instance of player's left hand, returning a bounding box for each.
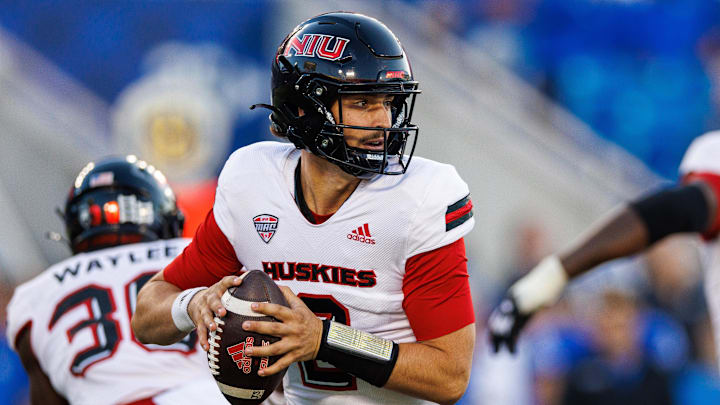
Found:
[242,286,323,376]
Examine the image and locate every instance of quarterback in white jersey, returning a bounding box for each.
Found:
[133,11,476,405]
[489,130,720,359]
[5,157,227,405]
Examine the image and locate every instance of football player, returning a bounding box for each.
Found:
[5,156,228,405]
[488,130,720,357]
[132,11,476,405]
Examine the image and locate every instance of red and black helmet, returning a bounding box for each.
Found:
[259,11,421,177]
[64,156,184,254]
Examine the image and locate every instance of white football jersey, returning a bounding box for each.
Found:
[213,142,474,405]
[680,130,720,368]
[5,238,227,405]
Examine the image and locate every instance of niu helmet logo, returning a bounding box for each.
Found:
[284,34,350,61]
[347,223,375,245]
[253,214,278,243]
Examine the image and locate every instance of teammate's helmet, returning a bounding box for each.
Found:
[64,156,185,254]
[265,11,420,177]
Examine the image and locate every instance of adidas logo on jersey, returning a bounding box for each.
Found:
[347,223,375,245]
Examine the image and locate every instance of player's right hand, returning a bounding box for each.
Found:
[487,295,531,354]
[188,275,243,351]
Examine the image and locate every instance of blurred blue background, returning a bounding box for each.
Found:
[415,0,720,180]
[2,1,720,404]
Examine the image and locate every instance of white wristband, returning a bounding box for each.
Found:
[510,255,569,314]
[171,287,207,334]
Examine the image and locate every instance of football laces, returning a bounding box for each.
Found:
[207,317,225,376]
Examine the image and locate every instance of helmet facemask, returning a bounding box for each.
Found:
[296,77,420,178]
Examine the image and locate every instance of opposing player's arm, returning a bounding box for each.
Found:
[562,179,717,278]
[132,209,244,350]
[15,327,69,405]
[489,178,720,352]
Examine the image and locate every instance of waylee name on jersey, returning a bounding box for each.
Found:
[262,261,377,287]
[54,244,182,283]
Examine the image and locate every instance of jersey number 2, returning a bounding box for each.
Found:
[298,294,357,391]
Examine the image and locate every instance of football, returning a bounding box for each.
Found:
[207,270,289,404]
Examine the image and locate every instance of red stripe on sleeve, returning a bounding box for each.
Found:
[683,171,720,239]
[402,238,475,341]
[163,209,243,290]
[446,199,473,224]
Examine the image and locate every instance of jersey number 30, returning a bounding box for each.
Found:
[48,272,197,376]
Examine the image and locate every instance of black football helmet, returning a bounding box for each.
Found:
[255,11,421,177]
[63,156,184,254]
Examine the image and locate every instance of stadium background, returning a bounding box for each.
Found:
[1,0,719,403]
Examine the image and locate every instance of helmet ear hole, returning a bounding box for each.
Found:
[297,112,327,136]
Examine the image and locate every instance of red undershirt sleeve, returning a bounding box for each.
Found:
[683,171,720,239]
[402,237,475,341]
[163,209,243,290]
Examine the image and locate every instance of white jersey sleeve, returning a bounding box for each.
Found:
[406,162,474,257]
[680,130,720,176]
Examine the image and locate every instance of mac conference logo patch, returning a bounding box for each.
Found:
[253,214,278,243]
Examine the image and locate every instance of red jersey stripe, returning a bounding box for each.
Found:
[402,238,475,341]
[163,210,243,290]
[445,199,473,224]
